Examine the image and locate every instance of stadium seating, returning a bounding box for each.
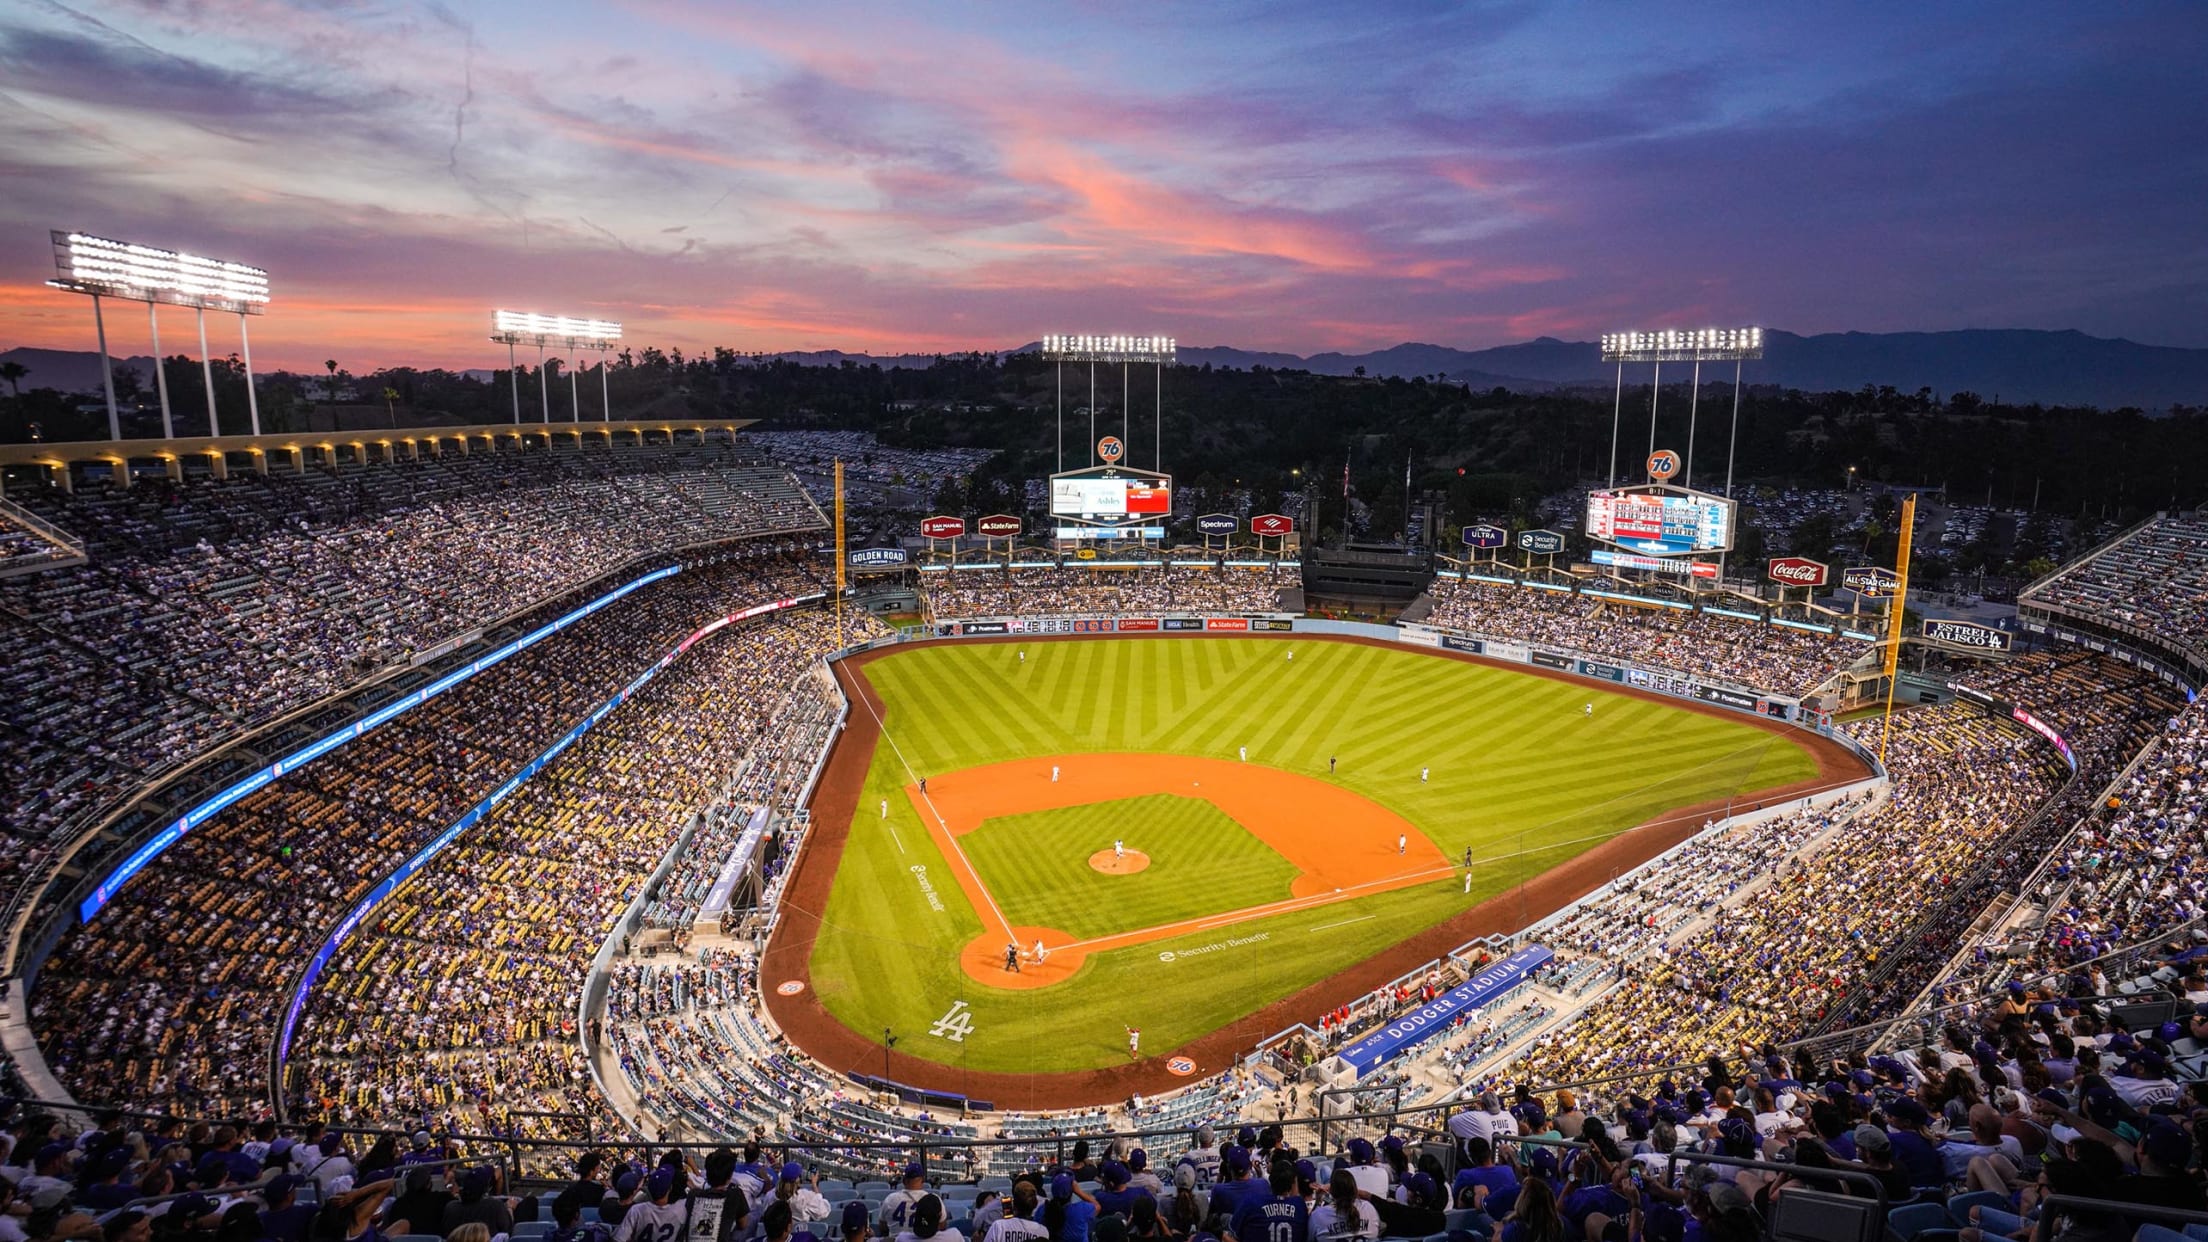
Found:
[2026,512,2208,653]
[923,564,1296,618]
[0,441,823,854]
[1424,577,1872,695]
[30,553,853,1114]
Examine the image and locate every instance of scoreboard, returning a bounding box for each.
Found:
[1585,488,1734,556]
[1051,475,1172,520]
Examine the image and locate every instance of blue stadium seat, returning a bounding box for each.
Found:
[515,1224,554,1239]
[1886,1203,1955,1241]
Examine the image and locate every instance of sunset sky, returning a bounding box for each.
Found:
[1,1,2202,372]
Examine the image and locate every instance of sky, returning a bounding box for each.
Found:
[0,0,2203,372]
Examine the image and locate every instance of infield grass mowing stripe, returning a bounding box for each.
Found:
[813,638,1825,1073]
[960,794,1298,940]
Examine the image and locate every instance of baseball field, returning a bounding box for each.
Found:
[765,635,1855,1103]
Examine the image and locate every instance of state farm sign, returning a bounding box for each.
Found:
[976,514,1022,538]
[919,515,966,539]
[1767,557,1830,588]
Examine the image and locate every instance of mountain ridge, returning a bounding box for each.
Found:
[6,328,2204,409]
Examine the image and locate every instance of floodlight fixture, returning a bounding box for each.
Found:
[489,309,624,425]
[1039,334,1177,473]
[492,309,622,343]
[46,229,270,441]
[1600,327,1763,363]
[1038,334,1176,364]
[1598,326,1762,585]
[48,231,270,315]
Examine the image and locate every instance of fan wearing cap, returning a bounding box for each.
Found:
[16,1142,75,1209]
[771,1162,832,1225]
[301,1134,356,1201]
[612,1169,687,1242]
[1037,1174,1098,1242]
[880,1164,930,1235]
[1224,1158,1308,1242]
[1180,1126,1222,1184]
[2110,1047,2179,1110]
[76,1147,136,1212]
[890,1193,949,1242]
[547,1191,616,1242]
[1092,1162,1146,1218]
[258,1174,317,1242]
[442,1165,516,1237]
[683,1147,753,1242]
[1338,1139,1387,1200]
[601,1167,646,1231]
[1205,1147,1264,1220]
[1881,1099,1944,1191]
[1370,1171,1443,1240]
[2031,1094,2205,1210]
[1124,1150,1162,1199]
[1831,1127,1910,1204]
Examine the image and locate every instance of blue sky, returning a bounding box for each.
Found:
[1,0,2202,369]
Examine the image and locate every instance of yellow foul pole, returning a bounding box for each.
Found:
[833,460,846,634]
[1877,493,1916,764]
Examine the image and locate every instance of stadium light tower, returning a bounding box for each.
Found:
[492,311,623,424]
[1599,328,1764,497]
[1037,335,1176,470]
[46,230,271,440]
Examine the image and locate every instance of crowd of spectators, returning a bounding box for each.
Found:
[924,565,1294,619]
[1917,693,2208,1016]
[0,440,824,858]
[1491,703,2071,1087]
[280,607,885,1127]
[1424,578,1871,696]
[2024,512,2208,652]
[29,554,848,1117]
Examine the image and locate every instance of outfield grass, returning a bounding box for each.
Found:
[807,637,1820,1074]
[962,795,1298,940]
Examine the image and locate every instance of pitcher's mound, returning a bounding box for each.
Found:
[1089,849,1150,875]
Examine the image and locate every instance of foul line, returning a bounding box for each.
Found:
[1308,914,1376,933]
[842,664,1014,942]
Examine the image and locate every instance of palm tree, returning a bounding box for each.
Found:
[324,359,338,432]
[0,360,25,397]
[383,386,401,429]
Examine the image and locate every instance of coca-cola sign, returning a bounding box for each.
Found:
[1250,514,1294,537]
[1766,556,1830,588]
[919,515,966,539]
[976,514,1022,538]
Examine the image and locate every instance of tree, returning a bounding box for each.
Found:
[324,359,339,432]
[383,387,401,429]
[0,360,24,397]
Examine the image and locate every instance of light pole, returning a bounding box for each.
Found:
[45,231,270,443]
[148,303,173,438]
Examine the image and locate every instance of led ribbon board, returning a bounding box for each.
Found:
[80,567,682,922]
